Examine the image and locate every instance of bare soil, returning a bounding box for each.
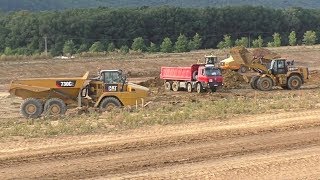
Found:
[1,46,320,179]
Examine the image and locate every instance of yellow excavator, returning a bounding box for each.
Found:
[230,47,309,91]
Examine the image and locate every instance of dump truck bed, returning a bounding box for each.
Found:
[160,64,201,81]
[9,72,89,103]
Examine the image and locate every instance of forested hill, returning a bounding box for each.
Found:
[1,0,320,11]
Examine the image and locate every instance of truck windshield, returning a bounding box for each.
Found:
[205,67,221,76]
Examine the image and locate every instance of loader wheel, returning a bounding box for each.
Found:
[99,97,122,112]
[287,75,302,90]
[250,76,260,90]
[196,83,204,93]
[164,81,172,91]
[187,83,193,93]
[44,98,67,116]
[172,81,179,92]
[257,77,273,91]
[20,98,43,118]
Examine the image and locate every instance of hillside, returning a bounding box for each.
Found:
[1,0,320,11]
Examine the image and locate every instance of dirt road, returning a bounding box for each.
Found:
[1,109,319,179]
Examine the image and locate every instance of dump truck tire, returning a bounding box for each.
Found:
[172,81,179,92]
[187,83,193,93]
[250,76,260,90]
[164,81,172,91]
[196,83,203,93]
[99,97,121,111]
[257,77,273,91]
[287,75,302,90]
[44,98,67,116]
[20,98,43,118]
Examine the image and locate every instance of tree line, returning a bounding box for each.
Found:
[0,6,320,56]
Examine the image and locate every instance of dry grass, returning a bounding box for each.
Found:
[1,89,319,139]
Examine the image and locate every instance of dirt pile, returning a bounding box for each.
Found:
[252,48,281,59]
[222,70,246,89]
[138,77,164,88]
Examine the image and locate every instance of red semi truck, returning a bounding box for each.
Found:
[160,64,223,93]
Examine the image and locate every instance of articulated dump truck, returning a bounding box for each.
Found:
[9,70,149,118]
[230,46,309,91]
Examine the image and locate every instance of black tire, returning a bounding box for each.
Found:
[20,98,43,118]
[250,76,260,90]
[211,87,217,93]
[239,65,248,73]
[192,71,198,81]
[257,77,273,91]
[99,97,122,111]
[187,83,193,93]
[164,81,172,91]
[44,98,67,116]
[196,83,203,93]
[172,81,179,92]
[287,75,302,90]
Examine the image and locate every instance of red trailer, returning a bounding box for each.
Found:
[160,64,223,93]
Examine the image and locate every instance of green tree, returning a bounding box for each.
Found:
[303,30,317,45]
[252,36,264,48]
[4,47,14,55]
[217,35,233,49]
[174,34,189,52]
[148,42,158,52]
[63,40,75,56]
[131,37,146,52]
[107,42,116,52]
[120,45,129,54]
[77,44,88,54]
[160,37,173,53]
[288,31,297,46]
[235,37,249,47]
[89,41,104,52]
[272,33,281,47]
[192,33,202,50]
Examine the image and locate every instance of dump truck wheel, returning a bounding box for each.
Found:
[20,98,43,118]
[172,81,179,92]
[287,75,302,90]
[44,98,67,116]
[99,97,121,112]
[164,81,172,91]
[187,83,193,93]
[239,65,248,73]
[250,76,260,90]
[196,83,203,93]
[257,77,273,91]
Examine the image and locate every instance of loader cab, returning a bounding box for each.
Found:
[204,55,217,65]
[270,59,287,75]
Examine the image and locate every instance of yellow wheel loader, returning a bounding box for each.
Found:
[230,47,309,91]
[9,70,149,118]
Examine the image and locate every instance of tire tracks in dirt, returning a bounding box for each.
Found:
[0,109,320,179]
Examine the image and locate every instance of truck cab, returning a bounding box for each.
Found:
[196,65,223,92]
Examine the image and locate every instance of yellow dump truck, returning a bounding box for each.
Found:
[9,70,149,118]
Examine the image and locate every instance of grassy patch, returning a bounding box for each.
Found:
[1,89,320,139]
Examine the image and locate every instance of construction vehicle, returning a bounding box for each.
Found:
[160,64,223,93]
[9,70,149,118]
[220,48,280,73]
[230,47,309,91]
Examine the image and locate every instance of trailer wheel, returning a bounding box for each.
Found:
[44,98,67,116]
[20,98,43,118]
[99,97,122,112]
[172,81,179,92]
[287,75,302,90]
[164,81,172,91]
[196,83,204,93]
[257,77,273,91]
[250,76,260,90]
[187,83,193,93]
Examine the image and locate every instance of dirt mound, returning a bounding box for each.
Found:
[252,48,281,59]
[138,77,164,88]
[222,70,246,89]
